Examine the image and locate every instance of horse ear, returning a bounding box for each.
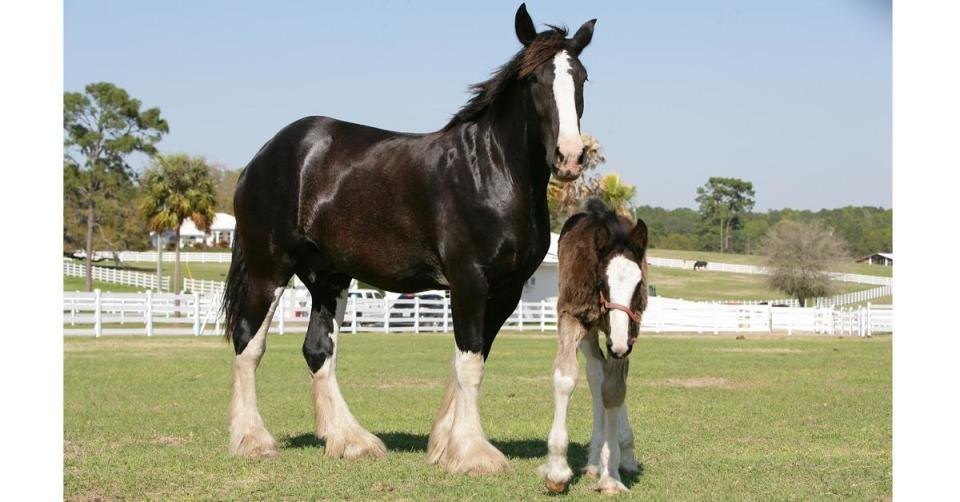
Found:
[570,18,597,55]
[515,3,537,47]
[629,218,648,254]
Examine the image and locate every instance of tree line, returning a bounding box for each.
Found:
[635,203,892,258]
[64,82,238,292]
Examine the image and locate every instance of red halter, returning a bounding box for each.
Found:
[599,290,642,324]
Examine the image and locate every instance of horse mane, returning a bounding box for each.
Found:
[443,26,570,130]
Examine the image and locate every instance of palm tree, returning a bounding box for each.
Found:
[140,154,217,293]
[597,173,637,217]
[547,133,607,229]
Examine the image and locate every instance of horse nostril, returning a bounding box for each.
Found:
[577,150,586,165]
[555,147,564,164]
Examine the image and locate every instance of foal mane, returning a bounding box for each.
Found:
[443,27,570,130]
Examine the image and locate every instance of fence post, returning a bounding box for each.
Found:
[350,296,357,334]
[146,290,153,337]
[94,289,102,338]
[414,297,420,333]
[517,301,524,331]
[278,294,285,335]
[193,292,201,336]
[443,296,450,333]
[540,300,547,332]
[383,298,390,334]
[866,302,872,337]
[712,302,719,335]
[787,308,793,336]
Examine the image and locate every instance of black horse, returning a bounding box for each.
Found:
[222,4,596,475]
[693,260,708,271]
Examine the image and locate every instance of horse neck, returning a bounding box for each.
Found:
[480,83,552,199]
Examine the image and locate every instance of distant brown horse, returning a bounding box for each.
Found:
[539,198,649,494]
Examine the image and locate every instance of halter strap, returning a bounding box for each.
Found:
[599,290,642,324]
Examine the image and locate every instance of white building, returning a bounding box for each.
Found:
[521,233,560,303]
[150,212,236,249]
[857,252,893,267]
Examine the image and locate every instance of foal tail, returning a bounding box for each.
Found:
[222,231,247,342]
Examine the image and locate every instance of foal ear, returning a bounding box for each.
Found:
[515,3,537,47]
[629,218,648,255]
[570,18,597,55]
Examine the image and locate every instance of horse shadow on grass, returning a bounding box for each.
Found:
[281,432,642,489]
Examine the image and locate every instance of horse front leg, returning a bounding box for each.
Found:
[306,288,385,460]
[596,358,630,494]
[539,313,587,493]
[428,273,509,475]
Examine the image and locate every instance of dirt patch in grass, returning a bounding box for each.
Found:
[714,348,805,354]
[64,439,82,460]
[68,490,117,502]
[153,435,189,447]
[64,338,226,353]
[367,378,439,390]
[643,377,747,388]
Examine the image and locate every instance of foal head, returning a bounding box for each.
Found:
[559,199,649,359]
[514,4,596,181]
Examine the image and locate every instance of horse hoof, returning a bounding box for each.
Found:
[323,428,387,460]
[545,479,569,494]
[538,463,573,493]
[582,464,601,478]
[232,431,278,459]
[597,478,629,495]
[442,438,509,475]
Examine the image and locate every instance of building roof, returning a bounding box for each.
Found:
[179,212,235,237]
[861,252,893,261]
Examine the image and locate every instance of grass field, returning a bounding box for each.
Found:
[648,268,871,301]
[64,332,891,500]
[648,249,893,278]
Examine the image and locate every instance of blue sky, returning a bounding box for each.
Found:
[64,0,891,210]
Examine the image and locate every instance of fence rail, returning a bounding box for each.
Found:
[645,257,892,286]
[64,261,169,291]
[64,290,892,337]
[89,251,892,286]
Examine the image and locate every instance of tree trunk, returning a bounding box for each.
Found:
[719,217,725,253]
[174,226,182,294]
[156,232,163,291]
[84,203,95,292]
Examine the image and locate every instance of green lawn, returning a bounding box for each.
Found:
[64,332,891,500]
[649,267,871,302]
[64,276,147,293]
[649,249,893,278]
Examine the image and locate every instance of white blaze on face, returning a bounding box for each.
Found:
[605,255,643,355]
[552,50,583,167]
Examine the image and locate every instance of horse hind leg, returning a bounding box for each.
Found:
[305,286,385,459]
[229,283,285,459]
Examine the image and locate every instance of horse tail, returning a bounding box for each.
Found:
[222,230,247,342]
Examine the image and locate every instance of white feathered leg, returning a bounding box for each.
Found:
[539,314,586,493]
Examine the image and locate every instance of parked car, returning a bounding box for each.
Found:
[390,291,447,327]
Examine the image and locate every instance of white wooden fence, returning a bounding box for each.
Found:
[182,278,225,295]
[645,257,892,286]
[64,261,169,291]
[94,251,891,286]
[86,250,233,263]
[63,290,891,337]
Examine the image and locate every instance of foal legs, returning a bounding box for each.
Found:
[596,358,631,494]
[580,332,640,490]
[539,314,587,493]
[229,285,285,458]
[305,287,385,459]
